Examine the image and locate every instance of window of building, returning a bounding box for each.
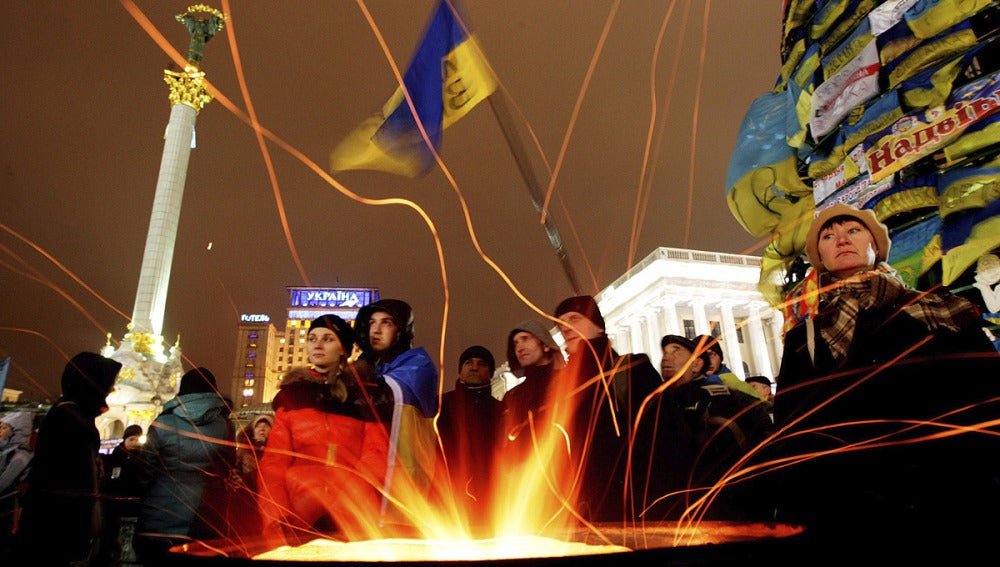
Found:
[683,319,695,338]
[709,323,721,339]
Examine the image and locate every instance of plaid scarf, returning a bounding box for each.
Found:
[817,266,979,362]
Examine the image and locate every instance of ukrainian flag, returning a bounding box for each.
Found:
[330,0,497,177]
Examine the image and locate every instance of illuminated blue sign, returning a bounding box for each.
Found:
[289,287,378,309]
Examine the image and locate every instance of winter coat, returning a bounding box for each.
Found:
[15,352,121,564]
[644,377,771,521]
[771,287,1000,542]
[137,391,234,541]
[227,416,271,540]
[258,369,390,541]
[0,411,34,496]
[437,379,502,527]
[499,359,561,463]
[560,335,662,522]
[101,441,145,517]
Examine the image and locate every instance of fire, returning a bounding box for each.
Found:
[252,535,629,561]
[169,522,803,561]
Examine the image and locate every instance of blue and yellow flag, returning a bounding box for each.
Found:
[0,356,9,394]
[330,1,497,177]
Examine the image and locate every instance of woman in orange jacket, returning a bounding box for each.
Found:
[257,314,392,546]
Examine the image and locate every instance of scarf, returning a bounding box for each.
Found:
[817,264,979,362]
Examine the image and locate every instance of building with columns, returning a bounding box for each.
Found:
[560,246,784,383]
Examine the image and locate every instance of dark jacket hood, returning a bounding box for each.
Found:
[61,352,122,416]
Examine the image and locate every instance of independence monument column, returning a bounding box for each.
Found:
[101,5,227,434]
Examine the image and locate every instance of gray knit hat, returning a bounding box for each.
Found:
[507,319,564,374]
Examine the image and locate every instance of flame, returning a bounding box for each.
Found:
[252,535,629,562]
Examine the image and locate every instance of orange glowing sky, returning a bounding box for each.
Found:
[0,1,782,400]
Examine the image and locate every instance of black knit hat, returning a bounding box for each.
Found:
[458,345,495,375]
[695,334,724,361]
[745,375,772,387]
[554,295,606,331]
[122,424,143,440]
[660,334,711,368]
[308,313,356,354]
[178,367,218,395]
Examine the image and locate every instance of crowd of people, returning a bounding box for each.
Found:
[2,205,999,564]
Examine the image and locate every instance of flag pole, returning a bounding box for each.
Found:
[487,92,582,295]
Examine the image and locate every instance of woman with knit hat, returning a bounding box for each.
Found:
[770,203,1000,547]
[257,313,391,546]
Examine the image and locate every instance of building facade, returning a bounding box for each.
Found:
[230,314,280,410]
[590,247,784,382]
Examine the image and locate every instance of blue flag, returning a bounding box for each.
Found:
[0,356,10,395]
[330,0,497,177]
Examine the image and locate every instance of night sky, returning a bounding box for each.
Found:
[1,1,782,401]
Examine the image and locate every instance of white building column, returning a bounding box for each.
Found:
[719,302,746,379]
[631,316,650,357]
[745,303,774,379]
[768,312,786,377]
[662,299,681,336]
[649,305,667,354]
[692,300,710,336]
[612,323,631,353]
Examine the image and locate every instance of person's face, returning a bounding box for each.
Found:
[123,435,141,451]
[308,327,346,371]
[557,312,603,355]
[368,311,398,354]
[253,420,271,443]
[512,331,550,368]
[459,357,492,385]
[0,422,12,441]
[706,350,722,374]
[660,343,702,387]
[817,219,878,278]
[749,381,772,399]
